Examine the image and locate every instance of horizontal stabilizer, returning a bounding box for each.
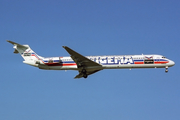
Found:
[7,40,28,48]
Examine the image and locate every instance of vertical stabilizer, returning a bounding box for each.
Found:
[7,40,44,66]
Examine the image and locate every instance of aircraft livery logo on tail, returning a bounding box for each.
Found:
[23,49,32,56]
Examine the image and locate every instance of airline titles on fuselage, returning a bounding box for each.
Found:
[88,56,143,65]
[42,55,167,65]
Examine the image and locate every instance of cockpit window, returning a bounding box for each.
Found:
[162,56,166,58]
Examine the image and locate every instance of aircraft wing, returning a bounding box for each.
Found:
[63,46,101,67]
[62,46,102,78]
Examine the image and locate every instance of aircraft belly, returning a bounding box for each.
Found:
[102,63,168,69]
[38,65,78,70]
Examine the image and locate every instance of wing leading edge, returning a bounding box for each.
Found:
[62,46,102,78]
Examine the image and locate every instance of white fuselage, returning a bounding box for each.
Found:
[32,54,175,71]
[7,40,175,78]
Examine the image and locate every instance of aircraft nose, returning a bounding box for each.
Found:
[170,60,175,66]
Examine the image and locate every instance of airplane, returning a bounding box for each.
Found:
[7,40,175,78]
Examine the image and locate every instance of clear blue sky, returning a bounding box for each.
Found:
[1,0,180,120]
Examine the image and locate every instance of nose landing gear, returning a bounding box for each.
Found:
[165,66,168,73]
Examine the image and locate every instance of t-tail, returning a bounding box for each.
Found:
[7,40,44,67]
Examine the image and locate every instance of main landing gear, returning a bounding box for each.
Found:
[165,66,168,73]
[82,69,88,78]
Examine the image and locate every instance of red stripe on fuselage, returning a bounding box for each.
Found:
[154,61,169,64]
[45,63,77,66]
[134,62,144,64]
[133,61,168,64]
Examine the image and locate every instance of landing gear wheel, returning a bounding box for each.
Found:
[81,69,87,78]
[165,66,168,73]
[83,74,88,78]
